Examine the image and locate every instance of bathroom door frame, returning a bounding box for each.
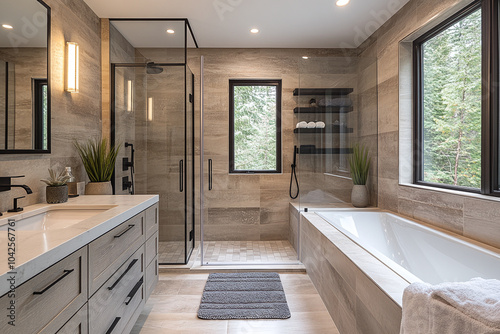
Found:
[110,62,196,265]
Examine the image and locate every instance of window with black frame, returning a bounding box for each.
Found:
[229,79,282,174]
[414,3,482,192]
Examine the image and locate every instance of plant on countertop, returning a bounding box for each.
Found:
[74,138,120,182]
[42,168,70,204]
[41,168,70,187]
[348,143,371,185]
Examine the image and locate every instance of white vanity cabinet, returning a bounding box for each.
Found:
[0,201,159,334]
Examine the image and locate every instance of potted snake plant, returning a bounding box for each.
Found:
[41,168,70,203]
[74,138,119,195]
[348,143,371,208]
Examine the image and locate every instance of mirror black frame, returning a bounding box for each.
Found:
[0,0,51,154]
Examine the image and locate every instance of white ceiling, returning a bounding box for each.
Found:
[85,0,410,48]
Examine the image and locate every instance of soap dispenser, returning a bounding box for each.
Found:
[64,167,78,197]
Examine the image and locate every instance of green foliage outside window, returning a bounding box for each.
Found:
[422,9,481,188]
[233,85,277,171]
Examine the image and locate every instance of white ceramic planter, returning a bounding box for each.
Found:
[85,181,112,195]
[351,184,369,208]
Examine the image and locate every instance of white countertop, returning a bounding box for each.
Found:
[0,195,159,296]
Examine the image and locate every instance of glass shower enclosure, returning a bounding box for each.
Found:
[110,19,198,265]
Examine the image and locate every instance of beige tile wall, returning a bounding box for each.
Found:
[185,48,376,242]
[0,0,101,212]
[357,0,500,249]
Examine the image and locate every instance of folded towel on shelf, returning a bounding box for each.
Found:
[306,121,316,128]
[315,121,326,128]
[296,121,308,128]
[400,278,500,334]
[318,97,352,107]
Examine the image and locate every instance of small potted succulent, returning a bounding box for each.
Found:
[348,143,371,208]
[41,168,70,204]
[74,138,119,195]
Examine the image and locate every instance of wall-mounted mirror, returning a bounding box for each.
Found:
[0,0,50,154]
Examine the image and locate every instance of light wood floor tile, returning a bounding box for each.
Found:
[131,272,340,334]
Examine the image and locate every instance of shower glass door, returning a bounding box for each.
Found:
[112,63,194,264]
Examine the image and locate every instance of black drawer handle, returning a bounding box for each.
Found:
[208,159,213,191]
[33,269,74,295]
[105,317,121,334]
[114,224,135,238]
[179,160,184,192]
[125,277,143,305]
[108,259,138,291]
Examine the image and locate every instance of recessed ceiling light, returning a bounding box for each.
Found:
[250,28,259,34]
[166,29,175,34]
[302,56,309,59]
[336,0,350,6]
[2,24,13,29]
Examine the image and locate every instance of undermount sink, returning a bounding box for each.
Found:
[0,206,116,231]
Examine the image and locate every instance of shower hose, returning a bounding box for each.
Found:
[289,150,299,199]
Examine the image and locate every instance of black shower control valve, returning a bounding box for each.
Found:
[122,176,132,191]
[123,157,134,171]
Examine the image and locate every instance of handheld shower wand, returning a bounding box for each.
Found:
[289,145,299,199]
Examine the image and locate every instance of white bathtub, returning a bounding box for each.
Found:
[316,210,500,284]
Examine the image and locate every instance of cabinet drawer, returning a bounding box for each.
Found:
[88,212,145,295]
[145,256,158,301]
[103,283,144,334]
[0,247,87,334]
[145,232,158,267]
[56,304,88,334]
[145,203,158,240]
[89,246,144,334]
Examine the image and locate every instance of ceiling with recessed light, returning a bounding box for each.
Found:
[84,0,410,48]
[0,0,48,47]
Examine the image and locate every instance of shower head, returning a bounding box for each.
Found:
[146,62,163,74]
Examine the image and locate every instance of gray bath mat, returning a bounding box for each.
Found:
[198,272,291,320]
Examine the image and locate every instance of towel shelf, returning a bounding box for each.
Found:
[293,88,353,96]
[293,106,353,114]
[298,147,353,155]
[293,127,353,134]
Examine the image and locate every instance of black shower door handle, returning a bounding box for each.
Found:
[208,159,213,191]
[179,160,184,192]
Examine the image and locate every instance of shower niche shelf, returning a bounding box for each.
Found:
[293,88,353,96]
[298,146,353,155]
[293,106,353,113]
[294,87,354,155]
[293,127,353,134]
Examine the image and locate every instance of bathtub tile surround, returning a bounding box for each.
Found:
[299,211,405,334]
[0,0,102,212]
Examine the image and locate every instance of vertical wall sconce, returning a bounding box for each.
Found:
[147,97,153,121]
[127,80,133,112]
[66,42,79,93]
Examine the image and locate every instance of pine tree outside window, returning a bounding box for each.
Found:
[229,79,282,174]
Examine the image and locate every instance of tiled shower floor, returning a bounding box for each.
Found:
[158,240,299,265]
[202,240,298,264]
[158,241,186,264]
